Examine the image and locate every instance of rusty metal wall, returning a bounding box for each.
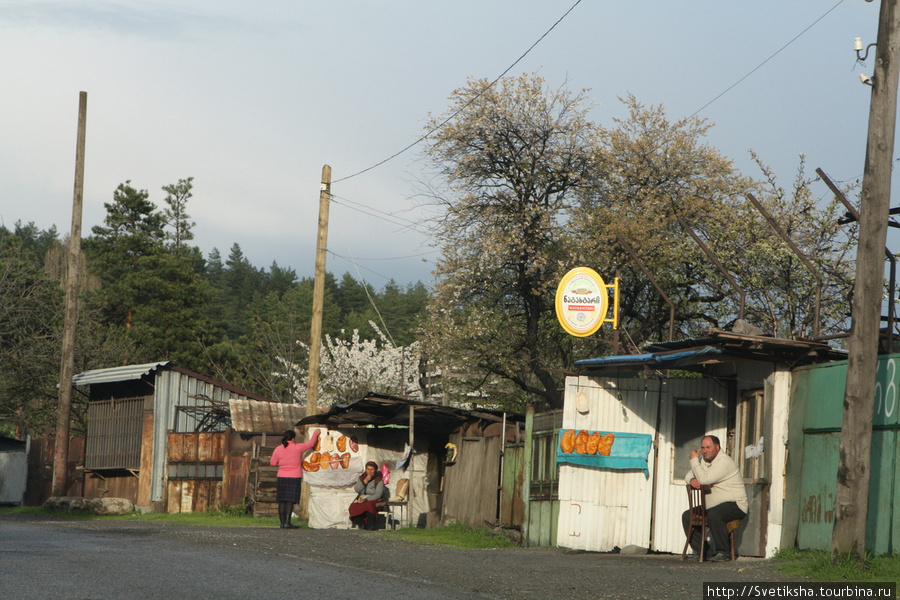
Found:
[228,399,305,434]
[150,369,258,505]
[165,432,227,513]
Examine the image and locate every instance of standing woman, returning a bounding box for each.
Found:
[270,426,320,529]
[348,461,384,530]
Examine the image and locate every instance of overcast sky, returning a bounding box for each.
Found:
[0,1,886,288]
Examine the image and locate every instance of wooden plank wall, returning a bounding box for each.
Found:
[442,426,502,528]
[24,434,84,505]
[137,411,154,506]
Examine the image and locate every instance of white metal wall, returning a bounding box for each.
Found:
[556,375,661,551]
[0,449,27,505]
[766,369,791,557]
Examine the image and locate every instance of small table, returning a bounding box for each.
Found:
[383,500,408,530]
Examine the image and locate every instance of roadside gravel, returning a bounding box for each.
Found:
[0,514,801,600]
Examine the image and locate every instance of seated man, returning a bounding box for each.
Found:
[682,435,748,561]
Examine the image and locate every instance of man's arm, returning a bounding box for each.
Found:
[684,449,700,487]
[689,454,733,486]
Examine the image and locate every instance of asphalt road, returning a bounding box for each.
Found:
[0,515,800,600]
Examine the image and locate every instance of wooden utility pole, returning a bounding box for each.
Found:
[52,91,87,497]
[306,165,331,418]
[833,0,900,564]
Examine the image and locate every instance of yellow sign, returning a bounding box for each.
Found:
[554,267,618,337]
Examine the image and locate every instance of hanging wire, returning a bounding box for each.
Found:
[689,0,847,118]
[333,0,584,184]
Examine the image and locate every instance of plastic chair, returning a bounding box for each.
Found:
[682,484,741,562]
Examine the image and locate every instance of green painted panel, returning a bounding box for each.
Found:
[796,433,839,550]
[867,429,899,555]
[500,445,524,525]
[795,354,900,430]
[895,443,900,555]
[794,362,847,430]
[791,352,900,554]
[527,500,559,547]
[872,357,900,428]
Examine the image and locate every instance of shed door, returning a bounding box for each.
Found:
[651,379,728,554]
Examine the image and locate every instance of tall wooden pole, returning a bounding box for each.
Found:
[52,91,87,497]
[306,165,331,417]
[833,0,900,564]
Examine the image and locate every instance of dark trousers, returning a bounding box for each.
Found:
[682,501,746,556]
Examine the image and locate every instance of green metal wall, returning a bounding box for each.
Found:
[789,355,900,554]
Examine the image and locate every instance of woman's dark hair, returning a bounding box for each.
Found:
[281,429,296,448]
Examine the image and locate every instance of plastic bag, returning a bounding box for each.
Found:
[380,461,391,484]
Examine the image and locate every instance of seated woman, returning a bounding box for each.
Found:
[348,461,384,530]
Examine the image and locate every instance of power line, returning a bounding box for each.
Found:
[690,0,847,118]
[328,248,437,262]
[333,0,583,184]
[329,193,429,234]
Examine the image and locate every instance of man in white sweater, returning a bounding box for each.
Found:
[682,435,748,561]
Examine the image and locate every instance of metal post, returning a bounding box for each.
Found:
[616,235,675,341]
[817,167,896,350]
[672,212,746,321]
[744,193,823,339]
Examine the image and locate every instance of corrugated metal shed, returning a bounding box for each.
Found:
[228,399,306,433]
[72,361,169,386]
[71,362,277,506]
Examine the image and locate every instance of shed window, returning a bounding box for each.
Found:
[736,389,766,482]
[672,398,708,482]
[530,410,562,500]
[85,397,144,470]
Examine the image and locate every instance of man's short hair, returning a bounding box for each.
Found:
[704,435,721,447]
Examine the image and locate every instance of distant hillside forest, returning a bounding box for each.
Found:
[0,182,427,436]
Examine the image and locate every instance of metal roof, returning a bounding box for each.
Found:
[0,435,26,452]
[575,330,847,374]
[574,346,723,371]
[71,361,170,387]
[228,398,306,434]
[71,362,271,403]
[298,392,521,431]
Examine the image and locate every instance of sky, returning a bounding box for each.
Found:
[0,1,888,289]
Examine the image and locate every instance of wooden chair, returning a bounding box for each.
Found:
[682,484,741,562]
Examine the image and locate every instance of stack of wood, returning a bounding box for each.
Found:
[249,441,279,518]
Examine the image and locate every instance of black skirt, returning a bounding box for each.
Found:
[276,477,302,503]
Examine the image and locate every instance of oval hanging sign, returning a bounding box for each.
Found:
[555,267,608,337]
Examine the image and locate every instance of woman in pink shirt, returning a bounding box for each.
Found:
[270,427,320,528]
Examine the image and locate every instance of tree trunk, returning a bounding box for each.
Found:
[832,0,900,565]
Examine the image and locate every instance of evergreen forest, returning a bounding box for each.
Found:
[0,179,426,437]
